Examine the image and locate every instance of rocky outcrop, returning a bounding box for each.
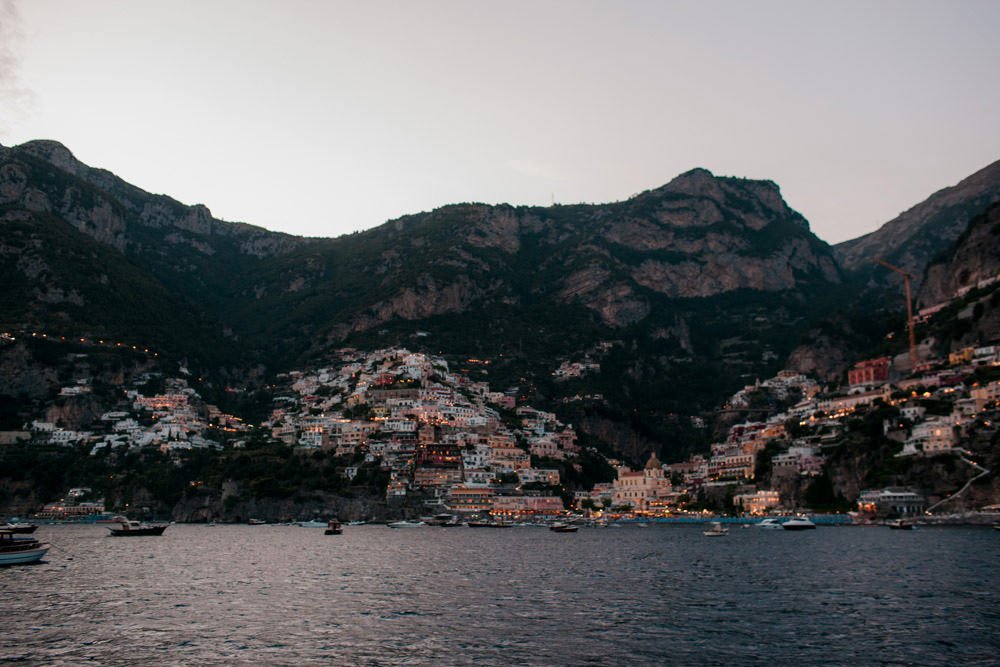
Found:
[835,160,1000,287]
[919,202,1000,307]
[2,139,310,259]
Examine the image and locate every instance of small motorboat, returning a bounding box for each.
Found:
[781,517,817,531]
[296,519,329,528]
[387,520,425,529]
[107,517,168,536]
[757,518,784,530]
[549,522,578,533]
[886,519,916,530]
[0,529,50,565]
[324,519,343,535]
[247,518,268,525]
[703,521,728,537]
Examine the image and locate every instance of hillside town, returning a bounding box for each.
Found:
[6,323,999,523]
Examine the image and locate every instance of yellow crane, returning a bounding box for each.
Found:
[876,259,917,370]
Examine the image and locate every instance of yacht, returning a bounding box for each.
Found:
[757,518,784,530]
[781,517,817,531]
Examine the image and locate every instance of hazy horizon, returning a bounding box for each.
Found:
[2,0,998,245]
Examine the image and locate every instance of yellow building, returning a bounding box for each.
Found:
[612,453,672,512]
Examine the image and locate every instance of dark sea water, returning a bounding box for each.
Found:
[2,523,999,666]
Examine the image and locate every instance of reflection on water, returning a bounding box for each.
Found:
[2,524,999,666]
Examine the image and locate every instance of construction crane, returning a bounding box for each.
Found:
[876,259,917,370]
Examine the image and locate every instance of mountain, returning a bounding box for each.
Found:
[1,139,846,461]
[834,160,1000,287]
[917,201,1000,352]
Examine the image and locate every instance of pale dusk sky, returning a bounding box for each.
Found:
[1,0,998,244]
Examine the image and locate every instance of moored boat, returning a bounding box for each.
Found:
[387,520,425,529]
[0,529,50,565]
[549,522,578,533]
[886,519,916,530]
[2,522,38,534]
[703,521,728,537]
[296,519,328,528]
[757,518,785,530]
[781,517,817,531]
[107,517,168,536]
[423,513,463,527]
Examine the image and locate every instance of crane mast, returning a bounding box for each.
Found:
[876,259,917,371]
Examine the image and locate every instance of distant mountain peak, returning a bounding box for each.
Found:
[16,139,83,175]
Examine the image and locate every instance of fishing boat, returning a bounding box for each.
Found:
[107,517,168,536]
[324,519,343,535]
[0,529,50,565]
[703,521,728,537]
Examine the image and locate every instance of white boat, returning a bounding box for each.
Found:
[0,529,50,565]
[781,517,817,531]
[387,520,425,529]
[757,518,785,530]
[296,519,329,528]
[703,521,728,537]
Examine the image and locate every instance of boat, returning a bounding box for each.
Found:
[324,519,343,535]
[781,517,817,531]
[296,519,329,528]
[107,517,168,536]
[0,529,50,565]
[2,522,38,534]
[703,521,728,537]
[757,518,785,530]
[387,520,425,529]
[886,519,916,530]
[549,522,579,533]
[467,520,512,528]
[423,513,463,527]
[247,518,267,525]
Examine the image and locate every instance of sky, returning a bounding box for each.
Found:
[1,1,999,245]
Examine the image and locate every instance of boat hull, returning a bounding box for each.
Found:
[0,544,49,565]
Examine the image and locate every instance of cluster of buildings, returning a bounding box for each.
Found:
[631,339,1000,518]
[263,348,580,517]
[19,375,248,454]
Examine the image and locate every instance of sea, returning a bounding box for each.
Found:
[2,523,998,667]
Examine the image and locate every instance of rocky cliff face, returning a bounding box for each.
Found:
[919,202,1000,307]
[321,168,841,339]
[3,140,307,256]
[834,160,1000,287]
